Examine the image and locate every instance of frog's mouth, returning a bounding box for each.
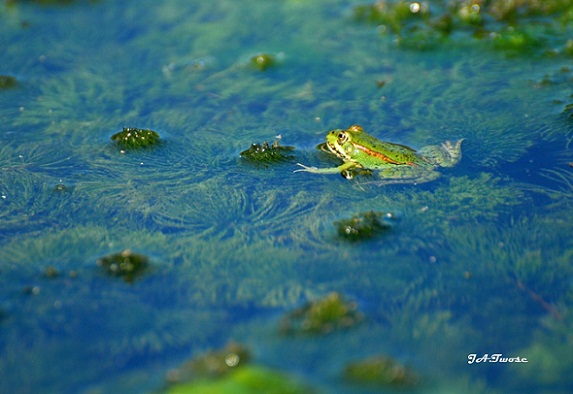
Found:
[326,141,350,161]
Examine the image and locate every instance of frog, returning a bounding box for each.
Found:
[295,125,463,185]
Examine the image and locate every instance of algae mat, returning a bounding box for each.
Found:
[1,1,573,393]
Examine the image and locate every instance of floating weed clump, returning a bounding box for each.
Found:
[490,26,544,52]
[334,210,395,242]
[0,75,18,89]
[166,365,314,394]
[344,354,419,387]
[167,342,250,384]
[165,342,314,394]
[110,127,160,151]
[250,53,277,71]
[352,0,573,56]
[96,249,150,283]
[279,292,363,335]
[51,182,72,193]
[239,140,295,168]
[353,0,430,34]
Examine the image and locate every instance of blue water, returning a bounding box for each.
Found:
[1,1,573,393]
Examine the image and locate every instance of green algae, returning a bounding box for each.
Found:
[352,0,573,56]
[334,210,395,242]
[166,365,314,394]
[1,0,573,393]
[0,225,236,389]
[250,53,278,71]
[96,249,151,283]
[279,292,363,335]
[344,354,418,387]
[167,342,251,384]
[519,168,573,207]
[111,127,161,151]
[162,342,314,394]
[239,139,295,168]
[353,0,431,34]
[510,312,573,391]
[164,342,316,394]
[0,75,18,89]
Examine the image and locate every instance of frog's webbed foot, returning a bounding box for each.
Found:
[295,162,358,175]
[294,163,320,173]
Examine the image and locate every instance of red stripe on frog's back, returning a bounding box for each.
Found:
[355,144,422,166]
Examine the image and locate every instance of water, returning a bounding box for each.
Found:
[1,1,573,393]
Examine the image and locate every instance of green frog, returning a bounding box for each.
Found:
[295,125,463,185]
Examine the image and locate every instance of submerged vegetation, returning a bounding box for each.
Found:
[0,75,17,89]
[1,0,573,393]
[334,210,395,241]
[96,249,151,283]
[344,354,418,387]
[165,343,314,394]
[353,0,573,54]
[166,365,314,394]
[250,53,278,71]
[279,292,363,335]
[167,342,251,384]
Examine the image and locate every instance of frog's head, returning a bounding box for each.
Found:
[325,125,364,160]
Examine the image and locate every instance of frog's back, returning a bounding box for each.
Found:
[367,136,431,166]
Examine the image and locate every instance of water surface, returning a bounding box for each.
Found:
[1,1,573,393]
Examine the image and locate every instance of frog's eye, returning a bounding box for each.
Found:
[337,132,348,144]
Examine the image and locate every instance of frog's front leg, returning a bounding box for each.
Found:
[294,161,357,174]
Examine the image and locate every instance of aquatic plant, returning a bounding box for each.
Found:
[279,292,363,335]
[0,141,75,177]
[509,312,573,391]
[96,249,151,283]
[2,0,573,392]
[0,142,83,245]
[250,53,277,71]
[353,0,431,35]
[51,182,71,193]
[517,168,573,209]
[239,140,295,168]
[150,176,317,241]
[165,234,316,311]
[41,265,60,278]
[166,365,314,394]
[164,341,315,393]
[0,225,233,389]
[334,210,395,242]
[344,354,418,387]
[352,0,573,55]
[563,102,573,118]
[490,26,544,52]
[110,127,161,151]
[486,0,573,21]
[0,75,17,89]
[429,214,573,342]
[167,342,250,384]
